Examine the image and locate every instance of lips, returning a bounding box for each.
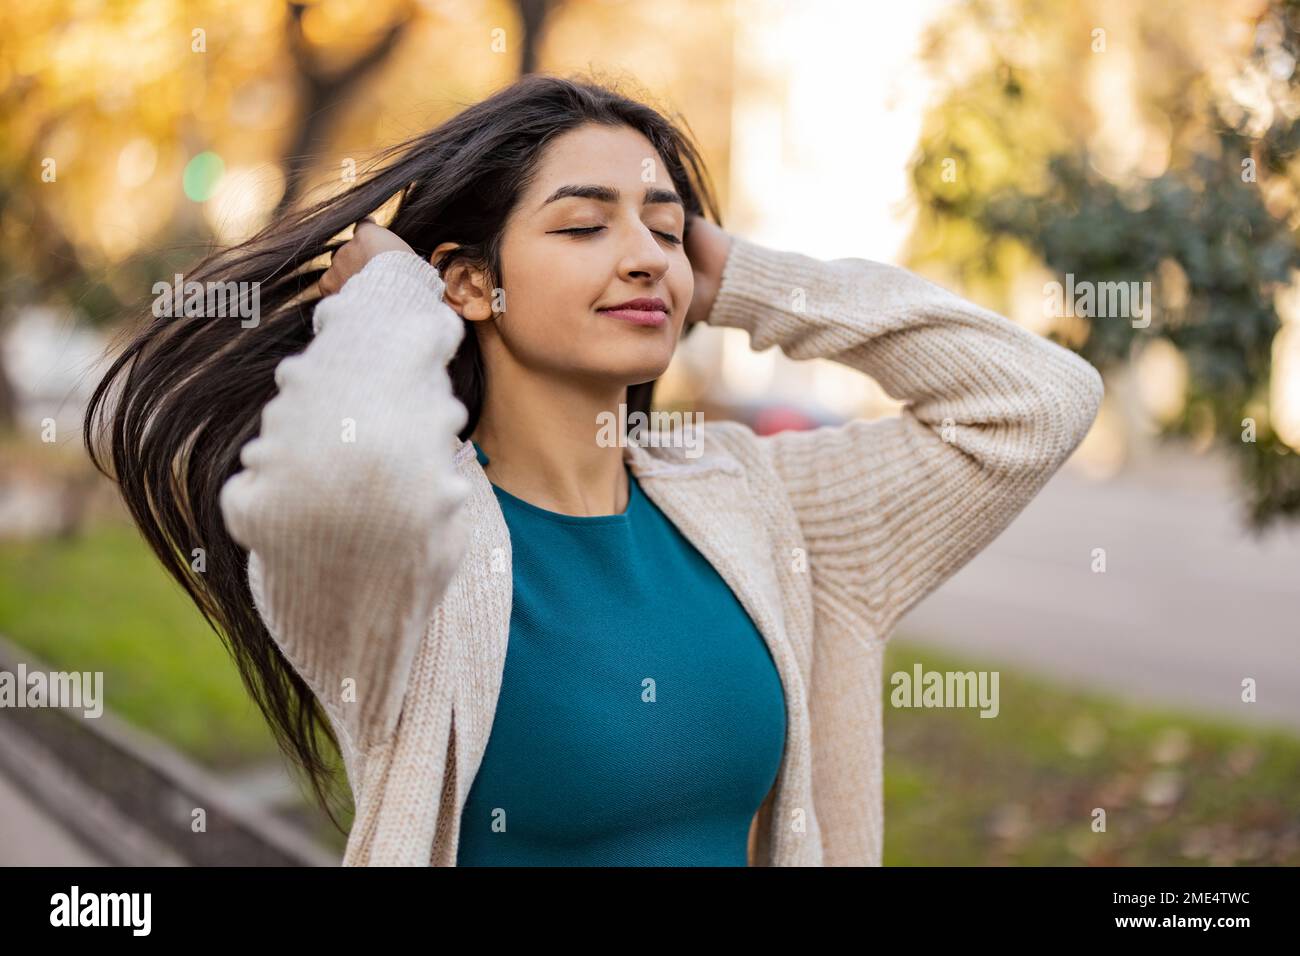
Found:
[600,297,668,312]
[598,297,669,327]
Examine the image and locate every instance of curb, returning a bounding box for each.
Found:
[0,633,338,866]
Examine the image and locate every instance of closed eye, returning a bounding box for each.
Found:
[553,226,682,245]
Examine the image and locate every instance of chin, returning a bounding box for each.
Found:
[603,344,675,382]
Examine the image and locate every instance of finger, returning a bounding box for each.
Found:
[317,268,337,297]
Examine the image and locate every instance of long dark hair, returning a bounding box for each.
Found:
[83,73,723,832]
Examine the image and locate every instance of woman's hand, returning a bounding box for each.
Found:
[682,214,734,330]
[316,218,415,297]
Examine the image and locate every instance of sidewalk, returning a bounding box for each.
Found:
[0,770,106,866]
[896,445,1300,733]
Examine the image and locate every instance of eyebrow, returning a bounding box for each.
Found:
[540,184,685,211]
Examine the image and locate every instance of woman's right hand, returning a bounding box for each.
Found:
[316,218,415,297]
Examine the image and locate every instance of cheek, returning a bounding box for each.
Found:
[671,258,694,311]
[499,244,558,318]
[526,251,606,319]
[529,266,596,322]
[499,260,595,347]
[512,233,590,284]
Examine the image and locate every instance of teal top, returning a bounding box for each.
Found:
[455,440,787,866]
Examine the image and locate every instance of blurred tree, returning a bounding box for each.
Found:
[0,0,459,437]
[906,0,1300,528]
[274,2,413,217]
[514,0,558,75]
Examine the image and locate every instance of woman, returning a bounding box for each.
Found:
[85,74,1103,866]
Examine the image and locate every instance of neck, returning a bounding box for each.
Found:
[471,364,631,517]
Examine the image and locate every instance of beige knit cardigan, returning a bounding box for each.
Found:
[219,234,1103,866]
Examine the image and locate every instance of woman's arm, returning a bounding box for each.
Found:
[699,232,1103,640]
[219,249,473,753]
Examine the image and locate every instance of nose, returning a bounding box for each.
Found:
[618,222,671,283]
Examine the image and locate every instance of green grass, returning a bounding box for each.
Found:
[0,520,281,769]
[882,643,1300,865]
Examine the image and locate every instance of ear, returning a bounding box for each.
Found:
[429,241,460,273]
[430,241,496,323]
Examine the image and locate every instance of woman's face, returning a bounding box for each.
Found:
[484,122,693,390]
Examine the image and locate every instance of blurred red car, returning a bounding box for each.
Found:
[718,398,846,436]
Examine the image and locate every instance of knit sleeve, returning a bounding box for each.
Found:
[704,235,1103,640]
[219,250,473,753]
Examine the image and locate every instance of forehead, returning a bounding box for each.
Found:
[523,124,676,209]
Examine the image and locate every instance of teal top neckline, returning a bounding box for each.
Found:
[470,439,640,526]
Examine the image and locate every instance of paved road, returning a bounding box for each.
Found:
[895,446,1300,734]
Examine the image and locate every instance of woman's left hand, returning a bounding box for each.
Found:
[682,214,734,330]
